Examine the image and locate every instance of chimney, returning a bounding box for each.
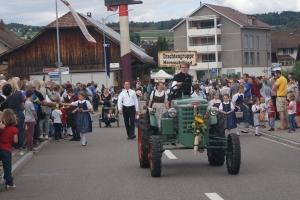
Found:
[0,19,4,31]
[200,1,202,6]
[87,12,92,18]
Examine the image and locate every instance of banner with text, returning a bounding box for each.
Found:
[158,51,197,67]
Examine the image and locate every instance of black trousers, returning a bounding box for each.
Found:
[123,106,136,137]
[271,96,280,120]
[54,123,62,140]
[68,110,80,139]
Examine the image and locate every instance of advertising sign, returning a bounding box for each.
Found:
[158,51,197,67]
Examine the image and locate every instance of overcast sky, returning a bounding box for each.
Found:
[1,0,300,26]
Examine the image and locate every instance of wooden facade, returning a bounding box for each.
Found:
[0,12,155,83]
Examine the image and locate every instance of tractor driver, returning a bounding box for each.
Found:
[170,61,193,99]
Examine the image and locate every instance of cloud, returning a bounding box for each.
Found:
[213,0,300,14]
[0,0,199,26]
[1,0,300,26]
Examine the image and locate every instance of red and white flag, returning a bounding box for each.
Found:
[60,0,96,44]
[106,5,119,12]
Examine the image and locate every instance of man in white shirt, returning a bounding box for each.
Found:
[118,81,139,139]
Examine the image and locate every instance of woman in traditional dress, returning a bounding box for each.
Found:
[62,91,92,146]
[148,82,168,127]
[232,85,250,134]
[209,91,221,108]
[100,88,112,127]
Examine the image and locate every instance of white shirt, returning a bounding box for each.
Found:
[219,101,235,110]
[232,92,244,103]
[52,109,62,123]
[150,90,168,102]
[220,86,231,97]
[209,99,221,106]
[252,104,261,112]
[191,91,207,99]
[117,89,139,111]
[71,100,93,110]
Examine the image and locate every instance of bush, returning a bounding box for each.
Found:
[281,61,300,81]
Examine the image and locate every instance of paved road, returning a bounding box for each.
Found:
[1,115,300,200]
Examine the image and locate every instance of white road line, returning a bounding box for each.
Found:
[205,193,224,200]
[261,137,300,150]
[164,150,177,159]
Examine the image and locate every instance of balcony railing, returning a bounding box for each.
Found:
[189,42,221,46]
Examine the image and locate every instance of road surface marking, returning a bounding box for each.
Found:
[261,137,300,150]
[164,150,177,159]
[205,193,224,200]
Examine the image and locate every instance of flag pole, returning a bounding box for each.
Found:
[55,0,62,84]
[102,9,132,88]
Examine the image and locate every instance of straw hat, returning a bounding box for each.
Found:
[136,90,142,96]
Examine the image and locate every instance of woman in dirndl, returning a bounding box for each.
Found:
[148,82,168,127]
[232,85,250,134]
[63,91,93,146]
[219,94,237,136]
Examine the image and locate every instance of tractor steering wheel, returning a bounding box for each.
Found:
[170,82,195,97]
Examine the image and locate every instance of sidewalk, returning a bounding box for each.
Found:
[246,120,300,148]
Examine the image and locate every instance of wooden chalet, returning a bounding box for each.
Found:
[0,19,25,72]
[0,12,155,85]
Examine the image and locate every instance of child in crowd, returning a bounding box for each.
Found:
[287,94,296,133]
[24,90,38,151]
[219,94,237,136]
[0,109,19,190]
[260,97,267,128]
[112,93,118,105]
[232,85,250,134]
[48,119,55,137]
[107,109,115,118]
[252,97,263,136]
[60,105,68,139]
[52,104,62,141]
[267,99,275,131]
[209,92,221,108]
[62,91,93,146]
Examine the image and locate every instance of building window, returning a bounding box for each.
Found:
[256,36,259,49]
[248,19,253,25]
[245,52,249,65]
[244,35,248,49]
[267,52,270,60]
[250,36,254,49]
[267,36,270,45]
[202,54,221,62]
[250,52,254,64]
[257,52,260,65]
[283,48,294,55]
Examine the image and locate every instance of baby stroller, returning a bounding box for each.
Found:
[99,102,119,128]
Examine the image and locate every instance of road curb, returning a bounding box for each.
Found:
[247,128,300,148]
[11,140,50,176]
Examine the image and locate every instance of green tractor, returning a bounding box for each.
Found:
[138,83,241,177]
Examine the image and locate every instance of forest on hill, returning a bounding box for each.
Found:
[257,11,300,30]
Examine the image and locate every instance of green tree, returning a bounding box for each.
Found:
[162,37,168,50]
[130,32,140,45]
[27,34,31,40]
[146,45,158,63]
[156,36,162,51]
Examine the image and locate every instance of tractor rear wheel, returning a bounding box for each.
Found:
[138,113,152,168]
[226,133,241,174]
[149,135,161,177]
[207,113,226,166]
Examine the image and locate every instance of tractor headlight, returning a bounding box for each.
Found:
[168,108,177,118]
[210,107,219,116]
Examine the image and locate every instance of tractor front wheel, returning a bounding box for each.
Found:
[149,135,162,177]
[207,113,225,166]
[138,114,151,168]
[226,133,241,174]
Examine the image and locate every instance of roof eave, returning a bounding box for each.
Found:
[241,26,272,30]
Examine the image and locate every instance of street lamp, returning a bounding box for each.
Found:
[206,23,222,79]
[102,9,133,87]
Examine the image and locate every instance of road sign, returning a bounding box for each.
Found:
[211,68,216,75]
[43,68,58,73]
[48,72,59,79]
[60,67,69,75]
